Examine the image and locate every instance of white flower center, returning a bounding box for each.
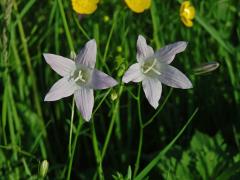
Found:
[74,70,86,82]
[72,67,91,86]
[141,58,161,76]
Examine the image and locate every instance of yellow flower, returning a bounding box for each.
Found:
[125,0,151,13]
[72,0,100,15]
[180,1,195,27]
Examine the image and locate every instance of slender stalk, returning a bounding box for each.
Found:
[66,118,83,180]
[150,0,161,49]
[65,90,111,179]
[91,89,113,179]
[93,89,111,115]
[91,121,104,180]
[135,108,199,180]
[13,0,44,121]
[102,20,115,63]
[57,0,74,51]
[68,98,75,158]
[133,84,144,177]
[13,0,47,158]
[73,15,90,40]
[101,85,124,160]
[143,88,173,128]
[2,87,8,145]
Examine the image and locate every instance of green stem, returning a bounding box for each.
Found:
[91,121,104,180]
[64,90,109,179]
[73,15,90,40]
[93,89,111,115]
[150,0,161,48]
[143,88,173,128]
[57,0,74,51]
[135,108,199,180]
[68,98,75,158]
[66,118,83,180]
[2,87,8,145]
[13,1,47,158]
[133,84,144,177]
[13,0,45,127]
[101,85,124,160]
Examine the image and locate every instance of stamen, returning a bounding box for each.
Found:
[143,59,161,75]
[74,70,86,82]
[143,59,157,74]
[151,68,161,75]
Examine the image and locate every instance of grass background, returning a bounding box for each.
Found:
[1,0,240,179]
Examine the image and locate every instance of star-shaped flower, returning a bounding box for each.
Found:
[122,35,192,109]
[44,39,118,121]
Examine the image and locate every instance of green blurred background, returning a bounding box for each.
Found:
[1,0,240,179]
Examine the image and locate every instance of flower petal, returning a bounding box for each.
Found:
[90,69,118,89]
[158,63,192,89]
[137,35,154,62]
[74,88,94,121]
[43,53,75,77]
[44,77,77,101]
[187,6,195,19]
[180,1,191,13]
[125,0,151,13]
[76,39,97,68]
[181,17,193,27]
[72,0,99,15]
[122,63,144,83]
[154,41,188,64]
[142,78,162,109]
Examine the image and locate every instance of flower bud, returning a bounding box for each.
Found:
[117,67,125,77]
[111,90,118,101]
[116,46,122,53]
[193,61,220,75]
[70,51,76,60]
[103,15,110,23]
[39,160,49,178]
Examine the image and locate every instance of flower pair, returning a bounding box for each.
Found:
[44,36,192,121]
[71,0,151,15]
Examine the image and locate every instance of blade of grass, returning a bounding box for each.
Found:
[150,0,161,49]
[73,15,90,40]
[101,85,124,160]
[195,15,234,54]
[143,88,173,128]
[91,121,104,180]
[68,98,75,158]
[133,84,144,177]
[7,84,19,179]
[13,2,47,159]
[57,0,74,51]
[135,108,199,180]
[2,87,8,145]
[13,0,37,27]
[66,118,84,180]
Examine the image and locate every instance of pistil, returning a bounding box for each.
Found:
[142,59,161,75]
[74,70,86,82]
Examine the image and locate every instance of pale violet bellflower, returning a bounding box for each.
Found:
[122,35,192,109]
[44,39,118,121]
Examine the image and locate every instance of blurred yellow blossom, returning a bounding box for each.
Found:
[180,1,195,27]
[72,0,100,15]
[125,0,151,13]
